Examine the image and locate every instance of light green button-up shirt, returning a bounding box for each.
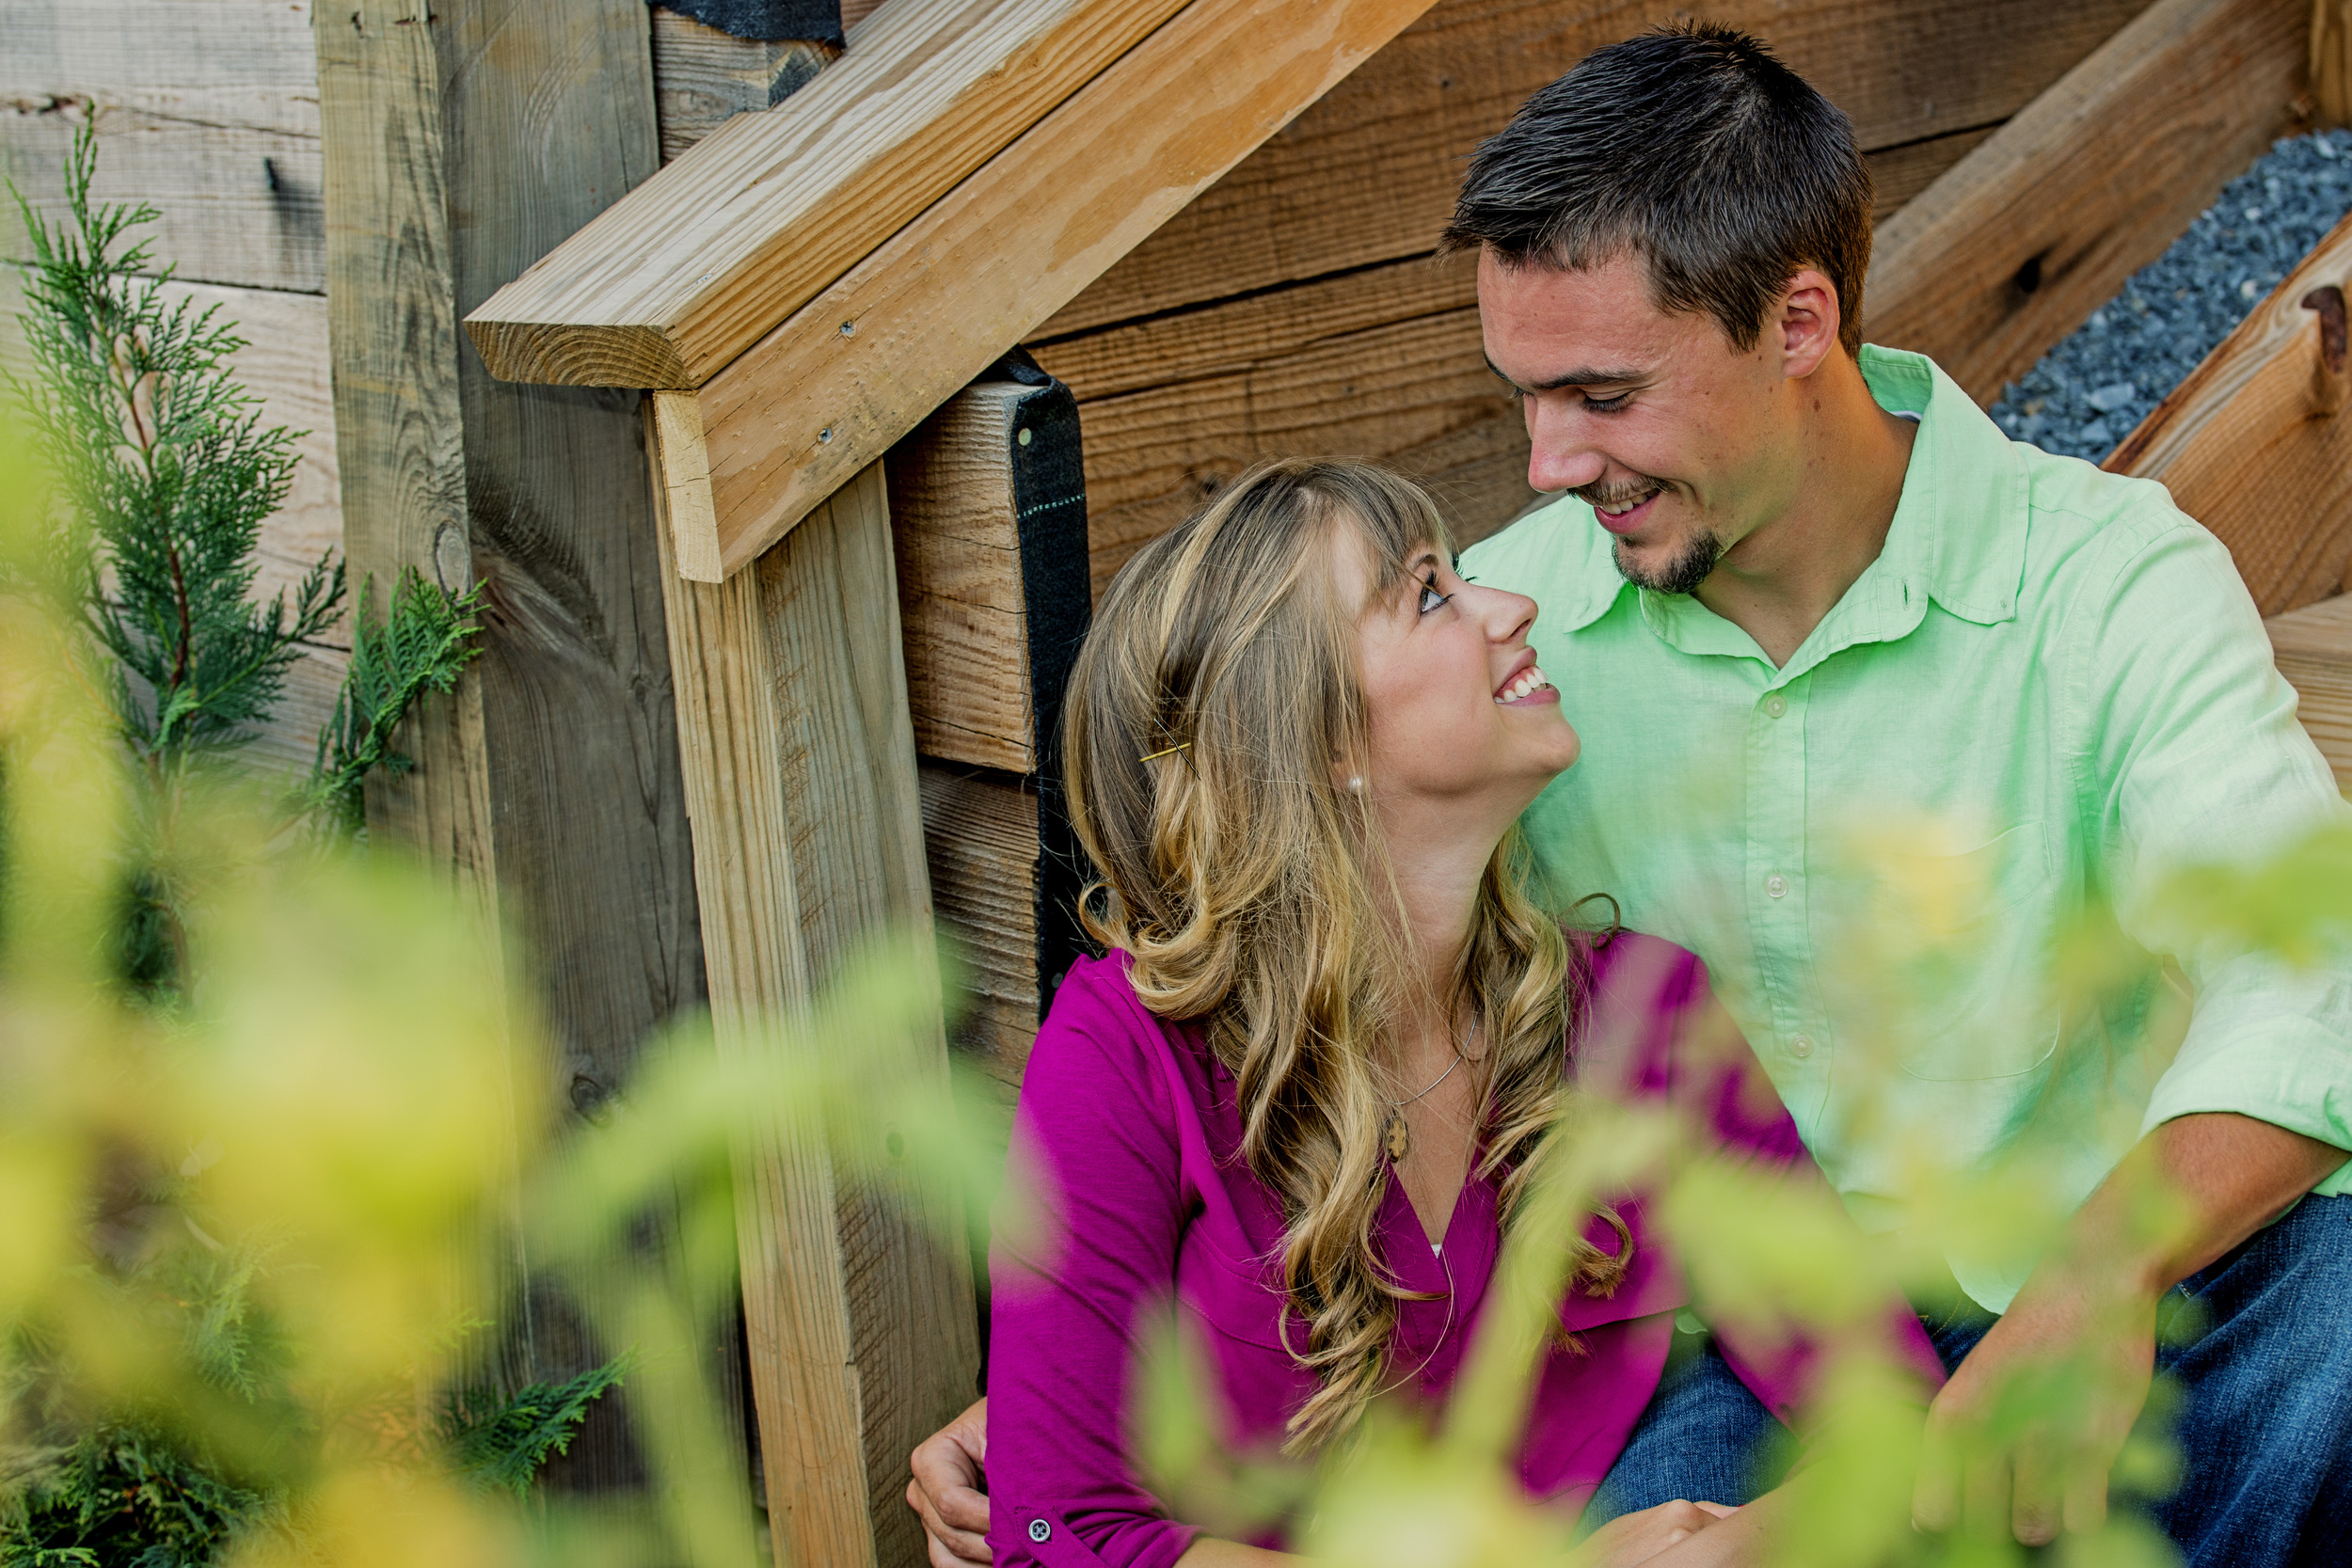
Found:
[1462,345,2352,1310]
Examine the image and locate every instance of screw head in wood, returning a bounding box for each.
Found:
[839,320,856,337]
[818,427,834,444]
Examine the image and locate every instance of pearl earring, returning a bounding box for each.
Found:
[1347,775,1365,794]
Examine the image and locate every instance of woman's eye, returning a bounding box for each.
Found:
[1417,575,1452,614]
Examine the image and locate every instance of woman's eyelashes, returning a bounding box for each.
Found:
[1416,572,1455,615]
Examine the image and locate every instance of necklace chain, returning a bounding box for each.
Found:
[1380,1018,1473,1164]
[1384,1049,1461,1110]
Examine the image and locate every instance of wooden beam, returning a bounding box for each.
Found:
[920,763,1056,1084]
[649,6,838,164]
[1865,0,2307,404]
[2317,0,2352,124]
[315,0,723,1496]
[650,450,979,1568]
[463,0,1197,388]
[2107,210,2352,615]
[1036,293,1529,597]
[886,373,1090,772]
[1038,0,2147,341]
[691,0,1438,579]
[2,0,325,293]
[2271,594,2352,786]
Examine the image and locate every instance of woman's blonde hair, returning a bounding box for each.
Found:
[1061,458,1625,1454]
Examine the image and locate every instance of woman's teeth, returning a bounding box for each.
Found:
[1495,666,1552,704]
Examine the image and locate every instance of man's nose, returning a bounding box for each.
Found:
[1525,400,1605,494]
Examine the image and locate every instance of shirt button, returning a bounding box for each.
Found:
[1763,693,1788,719]
[1765,873,1789,898]
[1789,1033,1815,1059]
[1029,1519,1052,1543]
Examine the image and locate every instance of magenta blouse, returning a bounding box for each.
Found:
[985,931,1944,1566]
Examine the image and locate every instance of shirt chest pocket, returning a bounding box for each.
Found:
[1842,820,2063,1083]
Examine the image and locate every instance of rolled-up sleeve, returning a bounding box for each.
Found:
[987,972,1201,1568]
[2070,515,2352,1181]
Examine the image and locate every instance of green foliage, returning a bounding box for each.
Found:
[303,571,485,837]
[5,123,339,773]
[1,1425,274,1568]
[438,1362,628,1500]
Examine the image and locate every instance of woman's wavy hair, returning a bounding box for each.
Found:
[1061,458,1626,1454]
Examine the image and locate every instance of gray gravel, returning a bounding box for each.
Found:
[1985,129,2352,460]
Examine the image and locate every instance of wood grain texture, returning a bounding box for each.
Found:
[698,0,1439,576]
[2317,0,2352,124]
[1,1,325,293]
[753,467,979,1568]
[655,455,978,1568]
[646,447,858,1563]
[652,389,724,581]
[649,6,837,164]
[1054,299,1531,596]
[319,0,722,1499]
[919,761,1042,1082]
[886,382,1034,771]
[1867,0,2308,404]
[1037,0,2148,341]
[2107,210,2352,614]
[2269,593,2352,786]
[463,0,1197,388]
[1865,124,2001,224]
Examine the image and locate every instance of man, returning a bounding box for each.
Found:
[912,24,2352,1562]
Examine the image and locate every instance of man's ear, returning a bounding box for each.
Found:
[1774,265,1843,381]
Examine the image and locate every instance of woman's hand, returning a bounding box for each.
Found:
[907,1397,993,1566]
[1572,1500,1740,1567]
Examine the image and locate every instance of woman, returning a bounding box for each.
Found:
[977,460,1935,1567]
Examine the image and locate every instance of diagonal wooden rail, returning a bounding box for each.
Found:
[465,0,1195,389]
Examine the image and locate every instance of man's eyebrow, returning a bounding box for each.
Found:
[1485,354,1645,393]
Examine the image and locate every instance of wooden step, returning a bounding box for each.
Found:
[2271,594,2352,788]
[2109,207,2352,615]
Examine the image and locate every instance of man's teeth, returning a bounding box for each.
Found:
[1597,493,1653,517]
[1496,666,1552,703]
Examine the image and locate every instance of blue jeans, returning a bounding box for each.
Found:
[1924,1193,2352,1567]
[1584,1330,1788,1524]
[1587,1196,2352,1564]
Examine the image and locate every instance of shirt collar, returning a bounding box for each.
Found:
[1543,344,2028,669]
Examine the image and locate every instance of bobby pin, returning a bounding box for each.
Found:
[1138,741,1192,763]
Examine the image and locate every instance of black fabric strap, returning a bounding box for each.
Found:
[989,350,1094,1010]
[655,0,844,46]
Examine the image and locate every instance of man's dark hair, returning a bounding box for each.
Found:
[1442,23,1874,356]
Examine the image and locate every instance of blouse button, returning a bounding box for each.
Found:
[1789,1033,1816,1060]
[1029,1519,1052,1543]
[1763,693,1788,719]
[1765,873,1789,899]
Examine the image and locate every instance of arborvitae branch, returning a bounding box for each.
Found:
[5,123,342,776]
[304,569,486,837]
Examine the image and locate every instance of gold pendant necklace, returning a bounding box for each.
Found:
[1380,1049,1462,1164]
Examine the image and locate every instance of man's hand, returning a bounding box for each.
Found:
[908,1397,992,1566]
[1913,1112,2344,1544]
[1912,1264,2157,1543]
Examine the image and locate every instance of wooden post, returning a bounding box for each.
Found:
[1865,0,2308,404]
[647,444,979,1568]
[314,0,732,1494]
[2316,0,2352,124]
[2271,595,2352,786]
[2107,209,2352,614]
[886,370,1093,1085]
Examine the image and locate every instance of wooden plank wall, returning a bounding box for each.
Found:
[1,0,345,771]
[1024,0,2153,593]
